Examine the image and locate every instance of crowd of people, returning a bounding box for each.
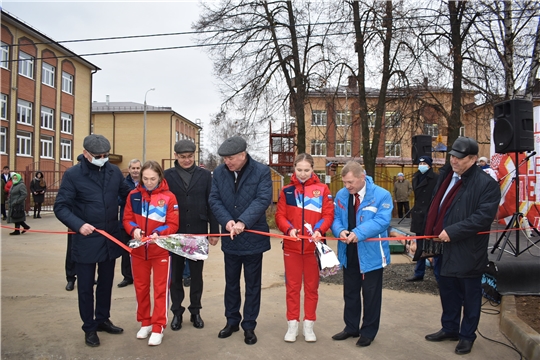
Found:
[3,133,501,356]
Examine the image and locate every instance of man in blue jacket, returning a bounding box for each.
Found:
[54,134,131,347]
[209,136,272,345]
[331,161,392,348]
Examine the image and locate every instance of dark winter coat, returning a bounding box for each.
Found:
[164,162,219,235]
[30,176,47,204]
[7,181,27,223]
[410,168,438,234]
[54,156,131,263]
[432,163,500,278]
[209,154,272,255]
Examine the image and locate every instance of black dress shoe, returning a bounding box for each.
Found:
[425,329,459,342]
[455,339,474,354]
[218,324,240,338]
[9,231,20,235]
[190,314,204,329]
[117,279,133,288]
[356,336,373,347]
[332,330,359,340]
[97,320,123,334]
[85,331,100,347]
[22,226,30,234]
[66,281,75,291]
[244,329,257,345]
[183,277,191,287]
[406,276,424,282]
[171,314,182,331]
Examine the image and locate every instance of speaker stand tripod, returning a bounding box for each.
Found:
[490,152,540,260]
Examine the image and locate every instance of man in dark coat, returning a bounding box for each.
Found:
[54,134,131,348]
[164,139,219,331]
[209,136,272,345]
[406,156,440,282]
[423,137,500,355]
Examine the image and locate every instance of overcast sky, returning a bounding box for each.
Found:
[2,0,223,151]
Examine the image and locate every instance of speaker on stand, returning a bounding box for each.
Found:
[412,135,433,164]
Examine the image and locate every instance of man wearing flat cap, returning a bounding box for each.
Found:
[393,172,412,219]
[209,136,272,345]
[164,139,219,332]
[423,137,500,355]
[54,134,131,347]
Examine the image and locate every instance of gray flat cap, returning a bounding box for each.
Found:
[83,134,111,154]
[174,139,196,154]
[218,136,247,156]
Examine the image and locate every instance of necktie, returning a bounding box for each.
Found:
[354,193,361,213]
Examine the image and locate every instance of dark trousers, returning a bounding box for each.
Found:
[75,259,115,333]
[170,254,204,316]
[438,275,482,341]
[65,234,76,282]
[396,201,410,218]
[223,252,263,330]
[342,243,383,340]
[1,202,6,217]
[414,255,440,281]
[120,230,133,282]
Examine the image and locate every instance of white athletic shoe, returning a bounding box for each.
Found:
[303,320,316,342]
[136,326,152,339]
[284,320,299,342]
[148,332,163,346]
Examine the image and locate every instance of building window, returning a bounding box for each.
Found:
[1,94,7,119]
[311,140,327,156]
[61,139,72,161]
[424,123,439,137]
[41,106,54,130]
[175,131,179,142]
[385,111,402,128]
[61,112,72,134]
[1,42,9,69]
[42,63,55,87]
[0,127,6,154]
[459,126,465,137]
[17,99,32,125]
[311,110,327,126]
[16,131,32,156]
[385,142,401,157]
[368,112,376,127]
[18,51,34,78]
[336,110,351,126]
[40,135,54,158]
[336,141,352,157]
[62,72,73,94]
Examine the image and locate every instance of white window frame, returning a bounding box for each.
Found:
[42,63,55,87]
[17,99,33,125]
[311,110,327,126]
[16,131,32,156]
[1,94,7,120]
[385,111,402,128]
[368,112,376,127]
[336,141,352,157]
[0,127,7,154]
[62,71,73,94]
[18,51,34,78]
[40,135,54,159]
[41,106,54,130]
[310,140,327,156]
[385,141,401,157]
[424,123,439,137]
[336,110,351,126]
[60,138,72,161]
[459,126,465,137]
[1,42,9,69]
[61,112,72,134]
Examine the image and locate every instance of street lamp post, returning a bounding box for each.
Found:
[142,88,155,164]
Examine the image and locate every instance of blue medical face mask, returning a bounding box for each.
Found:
[418,165,429,174]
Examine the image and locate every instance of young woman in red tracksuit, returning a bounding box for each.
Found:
[275,153,334,343]
[123,160,179,346]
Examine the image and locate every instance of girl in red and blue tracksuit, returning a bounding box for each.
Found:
[275,153,334,342]
[123,161,179,344]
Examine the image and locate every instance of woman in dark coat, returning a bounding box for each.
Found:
[30,171,47,218]
[8,173,30,235]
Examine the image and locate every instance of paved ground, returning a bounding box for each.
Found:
[1,214,522,359]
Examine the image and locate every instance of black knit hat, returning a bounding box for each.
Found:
[218,136,247,156]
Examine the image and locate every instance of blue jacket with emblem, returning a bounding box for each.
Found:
[331,175,392,273]
[209,154,272,255]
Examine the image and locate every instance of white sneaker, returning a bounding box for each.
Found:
[303,320,316,342]
[284,320,299,342]
[136,326,152,339]
[148,332,163,346]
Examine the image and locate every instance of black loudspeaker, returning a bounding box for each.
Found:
[412,135,432,164]
[494,99,534,154]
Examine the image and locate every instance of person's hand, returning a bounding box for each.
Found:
[437,230,451,243]
[346,231,358,244]
[289,229,300,240]
[233,221,245,235]
[208,236,219,246]
[79,223,95,236]
[133,228,144,241]
[225,220,236,239]
[312,230,323,243]
[339,230,350,243]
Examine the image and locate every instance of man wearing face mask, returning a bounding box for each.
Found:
[406,156,440,282]
[54,134,132,348]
